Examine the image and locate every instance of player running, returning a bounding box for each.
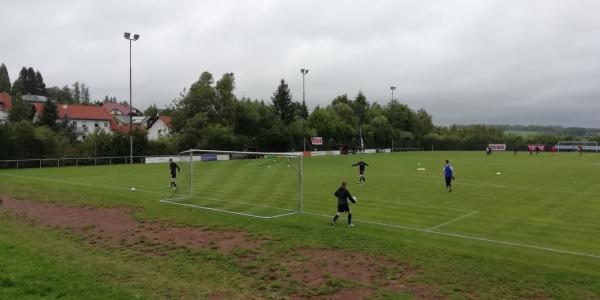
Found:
[331,182,357,227]
[169,159,180,188]
[442,160,454,192]
[352,158,369,184]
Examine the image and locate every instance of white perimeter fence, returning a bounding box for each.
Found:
[0,148,422,170]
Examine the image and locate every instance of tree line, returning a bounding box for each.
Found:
[2,64,599,160]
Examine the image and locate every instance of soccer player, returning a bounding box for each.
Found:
[352,158,369,184]
[331,182,357,227]
[169,159,180,188]
[442,160,454,192]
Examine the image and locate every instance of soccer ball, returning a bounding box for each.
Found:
[130,187,136,191]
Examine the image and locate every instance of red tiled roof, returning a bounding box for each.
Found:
[159,116,172,128]
[34,103,112,121]
[101,102,138,116]
[0,92,11,111]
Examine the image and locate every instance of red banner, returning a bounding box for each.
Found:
[311,137,323,145]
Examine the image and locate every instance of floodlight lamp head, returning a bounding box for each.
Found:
[301,68,308,74]
[390,86,396,90]
[133,34,140,40]
[124,32,131,39]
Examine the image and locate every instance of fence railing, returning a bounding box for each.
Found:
[0,155,169,169]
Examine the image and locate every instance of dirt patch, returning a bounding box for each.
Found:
[1,196,443,299]
[0,196,261,254]
[283,248,444,300]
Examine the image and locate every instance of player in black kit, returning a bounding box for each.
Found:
[331,182,357,227]
[352,158,369,184]
[169,159,180,188]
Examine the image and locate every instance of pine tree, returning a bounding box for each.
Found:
[11,67,28,95]
[0,63,11,93]
[25,67,36,94]
[72,82,81,103]
[39,100,59,128]
[34,71,47,95]
[271,79,294,124]
[81,83,90,103]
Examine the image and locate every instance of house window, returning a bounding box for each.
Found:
[82,124,88,132]
[72,121,77,126]
[95,123,99,128]
[158,129,163,136]
[104,122,108,127]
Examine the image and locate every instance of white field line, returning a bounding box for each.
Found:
[301,211,600,259]
[0,173,164,195]
[161,195,296,212]
[427,211,479,230]
[159,200,298,219]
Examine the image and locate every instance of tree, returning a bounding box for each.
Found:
[8,96,32,122]
[0,63,11,93]
[12,67,47,96]
[352,90,370,124]
[271,79,294,124]
[144,104,158,117]
[81,83,90,103]
[72,82,81,103]
[39,100,59,128]
[34,71,47,95]
[215,72,237,125]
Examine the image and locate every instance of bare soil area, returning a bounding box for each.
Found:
[0,196,443,299]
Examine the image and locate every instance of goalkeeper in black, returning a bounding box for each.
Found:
[352,158,369,184]
[169,159,180,188]
[331,182,356,227]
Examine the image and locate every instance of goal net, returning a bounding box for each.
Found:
[556,141,599,152]
[160,149,303,219]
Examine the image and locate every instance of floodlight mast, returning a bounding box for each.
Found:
[124,32,140,164]
[301,68,309,153]
[390,86,396,101]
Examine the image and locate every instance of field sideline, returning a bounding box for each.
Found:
[1,151,600,299]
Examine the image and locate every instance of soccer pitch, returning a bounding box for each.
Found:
[1,151,600,298]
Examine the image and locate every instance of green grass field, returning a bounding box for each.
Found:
[1,151,600,299]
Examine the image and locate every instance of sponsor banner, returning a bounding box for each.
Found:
[145,156,179,164]
[489,144,506,151]
[311,137,323,145]
[364,149,376,154]
[528,144,546,151]
[310,150,341,156]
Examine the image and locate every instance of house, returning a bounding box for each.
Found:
[101,101,141,116]
[0,92,11,123]
[146,115,173,140]
[33,103,113,140]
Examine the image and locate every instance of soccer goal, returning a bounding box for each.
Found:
[556,141,599,153]
[160,149,303,219]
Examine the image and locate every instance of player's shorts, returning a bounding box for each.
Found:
[337,202,350,213]
[445,176,452,186]
[171,172,177,179]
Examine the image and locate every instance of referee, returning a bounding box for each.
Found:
[331,182,357,227]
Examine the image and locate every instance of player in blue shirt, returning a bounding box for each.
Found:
[442,160,454,192]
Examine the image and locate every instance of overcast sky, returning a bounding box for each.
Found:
[2,0,599,127]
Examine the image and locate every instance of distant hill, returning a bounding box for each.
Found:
[492,125,600,137]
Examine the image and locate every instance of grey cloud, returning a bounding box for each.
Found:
[1,0,599,127]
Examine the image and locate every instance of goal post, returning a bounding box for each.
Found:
[160,149,303,219]
[556,141,599,153]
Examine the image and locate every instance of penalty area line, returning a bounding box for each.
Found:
[427,211,479,231]
[159,200,299,219]
[300,211,600,260]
